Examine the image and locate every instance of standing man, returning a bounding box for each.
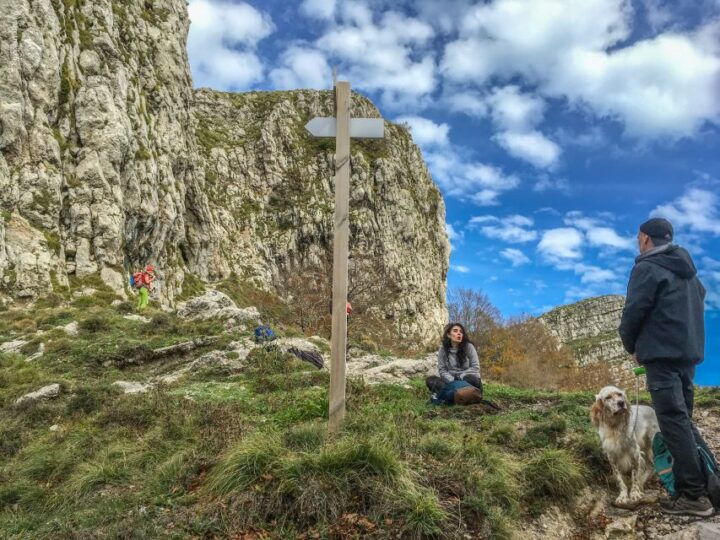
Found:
[619,217,716,516]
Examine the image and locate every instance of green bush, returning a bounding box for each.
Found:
[79,316,111,333]
[282,422,326,452]
[206,431,284,495]
[519,417,567,449]
[523,449,586,502]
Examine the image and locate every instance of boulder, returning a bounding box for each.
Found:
[112,381,154,394]
[0,339,28,354]
[14,383,61,408]
[345,353,436,385]
[660,523,720,540]
[123,314,150,323]
[177,290,260,324]
[61,321,79,336]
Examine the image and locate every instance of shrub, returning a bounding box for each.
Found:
[486,424,515,447]
[65,446,133,498]
[34,293,64,309]
[522,449,586,502]
[283,422,326,452]
[114,301,134,314]
[36,309,74,328]
[11,318,37,334]
[79,316,110,333]
[519,417,567,449]
[66,386,109,415]
[418,435,458,459]
[395,486,447,538]
[206,431,284,495]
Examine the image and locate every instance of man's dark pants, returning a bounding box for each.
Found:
[645,361,716,499]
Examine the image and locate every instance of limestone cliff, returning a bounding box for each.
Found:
[0,0,449,342]
[539,295,635,381]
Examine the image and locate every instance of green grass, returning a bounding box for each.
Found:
[2,298,718,538]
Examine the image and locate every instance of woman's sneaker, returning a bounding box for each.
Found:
[660,495,714,517]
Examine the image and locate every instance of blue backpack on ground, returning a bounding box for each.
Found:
[653,432,720,507]
[253,325,276,343]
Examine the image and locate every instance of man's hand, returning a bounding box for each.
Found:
[633,354,641,365]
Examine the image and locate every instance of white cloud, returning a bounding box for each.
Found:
[316,8,437,106]
[269,47,332,90]
[188,0,274,90]
[446,223,464,251]
[564,211,601,231]
[564,281,625,303]
[551,33,720,137]
[486,85,545,131]
[396,116,450,147]
[534,175,569,192]
[483,86,561,168]
[561,211,634,250]
[494,131,561,169]
[574,263,617,283]
[530,279,548,290]
[500,248,531,266]
[536,207,562,216]
[469,214,538,243]
[586,228,635,250]
[425,152,519,206]
[301,0,337,20]
[451,264,471,273]
[440,0,720,138]
[445,90,488,118]
[442,0,631,84]
[651,188,720,236]
[446,223,462,242]
[395,116,520,205]
[537,227,583,260]
[702,256,720,269]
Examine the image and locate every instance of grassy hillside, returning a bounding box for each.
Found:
[2,288,719,539]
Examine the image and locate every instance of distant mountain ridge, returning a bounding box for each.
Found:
[539,295,636,384]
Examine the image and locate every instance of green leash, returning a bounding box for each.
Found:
[631,366,646,435]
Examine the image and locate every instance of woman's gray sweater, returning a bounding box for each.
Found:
[437,344,480,383]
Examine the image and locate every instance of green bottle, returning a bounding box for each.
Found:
[633,366,646,376]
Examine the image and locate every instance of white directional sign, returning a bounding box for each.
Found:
[305,117,384,139]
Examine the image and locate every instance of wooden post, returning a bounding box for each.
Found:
[328,81,350,433]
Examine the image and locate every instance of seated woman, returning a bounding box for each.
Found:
[426,322,482,396]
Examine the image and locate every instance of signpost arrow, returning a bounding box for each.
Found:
[305,117,384,139]
[305,82,385,433]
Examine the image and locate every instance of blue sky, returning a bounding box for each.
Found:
[186,0,720,383]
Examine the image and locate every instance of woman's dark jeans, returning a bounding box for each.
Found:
[425,374,483,396]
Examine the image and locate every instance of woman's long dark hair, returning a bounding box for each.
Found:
[441,322,474,368]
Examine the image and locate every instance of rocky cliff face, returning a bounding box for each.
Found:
[539,295,636,382]
[0,0,449,342]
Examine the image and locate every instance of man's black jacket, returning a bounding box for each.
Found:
[619,244,706,364]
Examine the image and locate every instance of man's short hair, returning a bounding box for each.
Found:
[640,218,673,246]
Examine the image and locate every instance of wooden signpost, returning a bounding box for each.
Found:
[305,81,384,433]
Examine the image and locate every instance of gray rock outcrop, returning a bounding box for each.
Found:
[0,0,448,344]
[177,290,260,323]
[14,382,60,407]
[539,295,635,381]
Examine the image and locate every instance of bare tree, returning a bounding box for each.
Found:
[278,251,404,341]
[447,287,501,345]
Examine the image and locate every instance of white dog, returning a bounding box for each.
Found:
[591,385,660,507]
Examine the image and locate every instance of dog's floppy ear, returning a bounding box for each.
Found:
[590,398,604,427]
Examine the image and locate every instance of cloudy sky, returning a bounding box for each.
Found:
[187,0,720,382]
